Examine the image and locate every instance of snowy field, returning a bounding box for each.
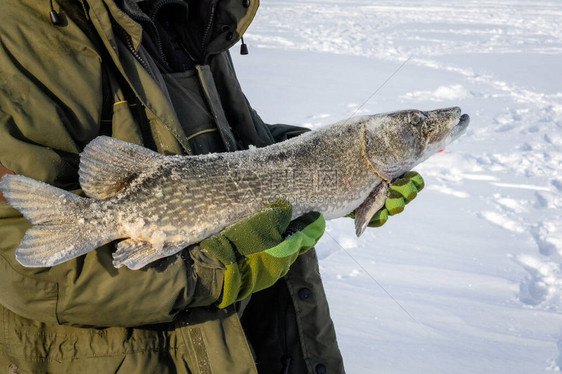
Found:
[231,1,562,373]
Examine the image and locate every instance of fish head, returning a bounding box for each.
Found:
[363,107,469,180]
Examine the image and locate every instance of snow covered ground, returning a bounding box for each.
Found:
[231,1,562,372]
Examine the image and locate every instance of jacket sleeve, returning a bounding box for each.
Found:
[0,2,222,328]
[268,122,311,143]
[245,104,310,143]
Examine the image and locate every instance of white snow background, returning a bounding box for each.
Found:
[231,1,562,373]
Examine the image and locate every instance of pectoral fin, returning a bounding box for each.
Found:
[354,183,389,237]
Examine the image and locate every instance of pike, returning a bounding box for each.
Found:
[0,107,469,270]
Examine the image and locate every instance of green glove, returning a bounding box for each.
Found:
[368,171,424,227]
[199,199,325,308]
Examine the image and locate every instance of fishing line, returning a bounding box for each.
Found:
[325,55,419,323]
[346,55,413,120]
[324,230,419,324]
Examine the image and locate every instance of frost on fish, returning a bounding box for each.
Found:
[0,107,469,269]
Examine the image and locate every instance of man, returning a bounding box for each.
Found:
[0,1,421,372]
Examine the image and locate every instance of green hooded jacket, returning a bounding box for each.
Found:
[0,0,345,373]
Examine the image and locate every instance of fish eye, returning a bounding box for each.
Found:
[410,112,424,125]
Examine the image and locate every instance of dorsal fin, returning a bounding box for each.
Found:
[78,136,163,199]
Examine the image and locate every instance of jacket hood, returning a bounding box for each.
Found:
[98,0,259,61]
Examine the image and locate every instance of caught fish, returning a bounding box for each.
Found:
[0,107,469,270]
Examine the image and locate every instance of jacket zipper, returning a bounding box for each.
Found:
[150,21,167,65]
[112,20,154,77]
[124,31,154,77]
[125,12,167,66]
[147,0,182,64]
[148,0,176,20]
[201,5,216,57]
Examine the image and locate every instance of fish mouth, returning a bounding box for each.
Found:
[450,113,470,140]
[432,106,469,135]
[458,113,470,128]
[424,107,470,152]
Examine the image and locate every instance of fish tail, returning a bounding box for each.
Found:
[0,175,111,267]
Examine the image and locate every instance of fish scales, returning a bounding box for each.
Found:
[101,122,377,246]
[0,107,469,270]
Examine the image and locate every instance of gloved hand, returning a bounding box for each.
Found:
[199,199,325,308]
[369,171,424,227]
[348,171,425,228]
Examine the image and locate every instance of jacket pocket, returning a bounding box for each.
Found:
[1,304,189,373]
